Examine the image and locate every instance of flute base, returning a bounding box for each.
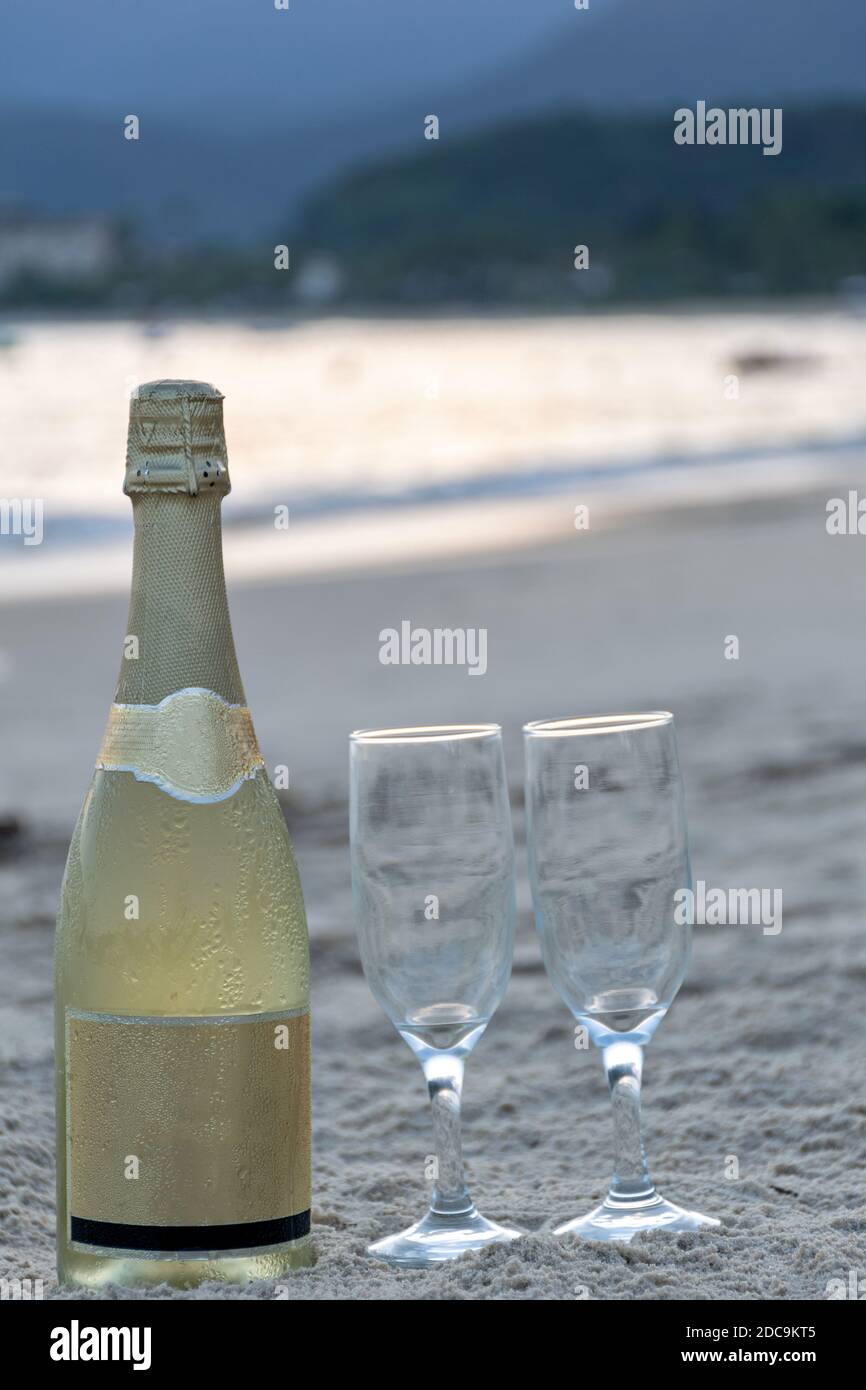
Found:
[555,1192,720,1244]
[368,1205,522,1267]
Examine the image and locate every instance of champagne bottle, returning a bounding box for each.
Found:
[55,380,311,1288]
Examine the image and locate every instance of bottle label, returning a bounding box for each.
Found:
[66,1008,311,1257]
[96,687,265,803]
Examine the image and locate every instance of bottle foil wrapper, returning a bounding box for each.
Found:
[125,379,231,496]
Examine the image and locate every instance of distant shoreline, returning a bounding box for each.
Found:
[1,294,862,327]
[4,425,862,547]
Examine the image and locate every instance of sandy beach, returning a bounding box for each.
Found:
[2,488,865,1299]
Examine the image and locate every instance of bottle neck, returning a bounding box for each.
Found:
[114,492,245,706]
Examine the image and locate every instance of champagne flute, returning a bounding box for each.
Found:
[350,724,522,1266]
[524,712,720,1242]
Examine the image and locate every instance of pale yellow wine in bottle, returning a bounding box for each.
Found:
[55,380,312,1288]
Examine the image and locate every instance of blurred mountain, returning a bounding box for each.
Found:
[297,104,866,303]
[7,101,866,308]
[0,105,379,246]
[1,0,863,245]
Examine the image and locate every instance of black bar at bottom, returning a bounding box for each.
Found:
[70,1210,311,1253]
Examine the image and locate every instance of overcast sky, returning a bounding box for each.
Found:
[0,0,575,129]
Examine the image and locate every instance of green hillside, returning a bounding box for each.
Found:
[296,104,866,302]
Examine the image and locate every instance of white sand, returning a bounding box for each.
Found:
[2,495,865,1299]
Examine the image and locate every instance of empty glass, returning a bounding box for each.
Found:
[524,712,719,1242]
[350,724,521,1265]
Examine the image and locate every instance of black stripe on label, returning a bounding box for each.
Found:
[70,1211,311,1253]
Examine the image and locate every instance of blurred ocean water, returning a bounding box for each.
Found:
[1,309,865,594]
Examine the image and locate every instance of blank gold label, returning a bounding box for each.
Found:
[66,1009,310,1254]
[96,688,265,804]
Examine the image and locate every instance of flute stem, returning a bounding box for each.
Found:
[421,1051,474,1216]
[601,1040,656,1204]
